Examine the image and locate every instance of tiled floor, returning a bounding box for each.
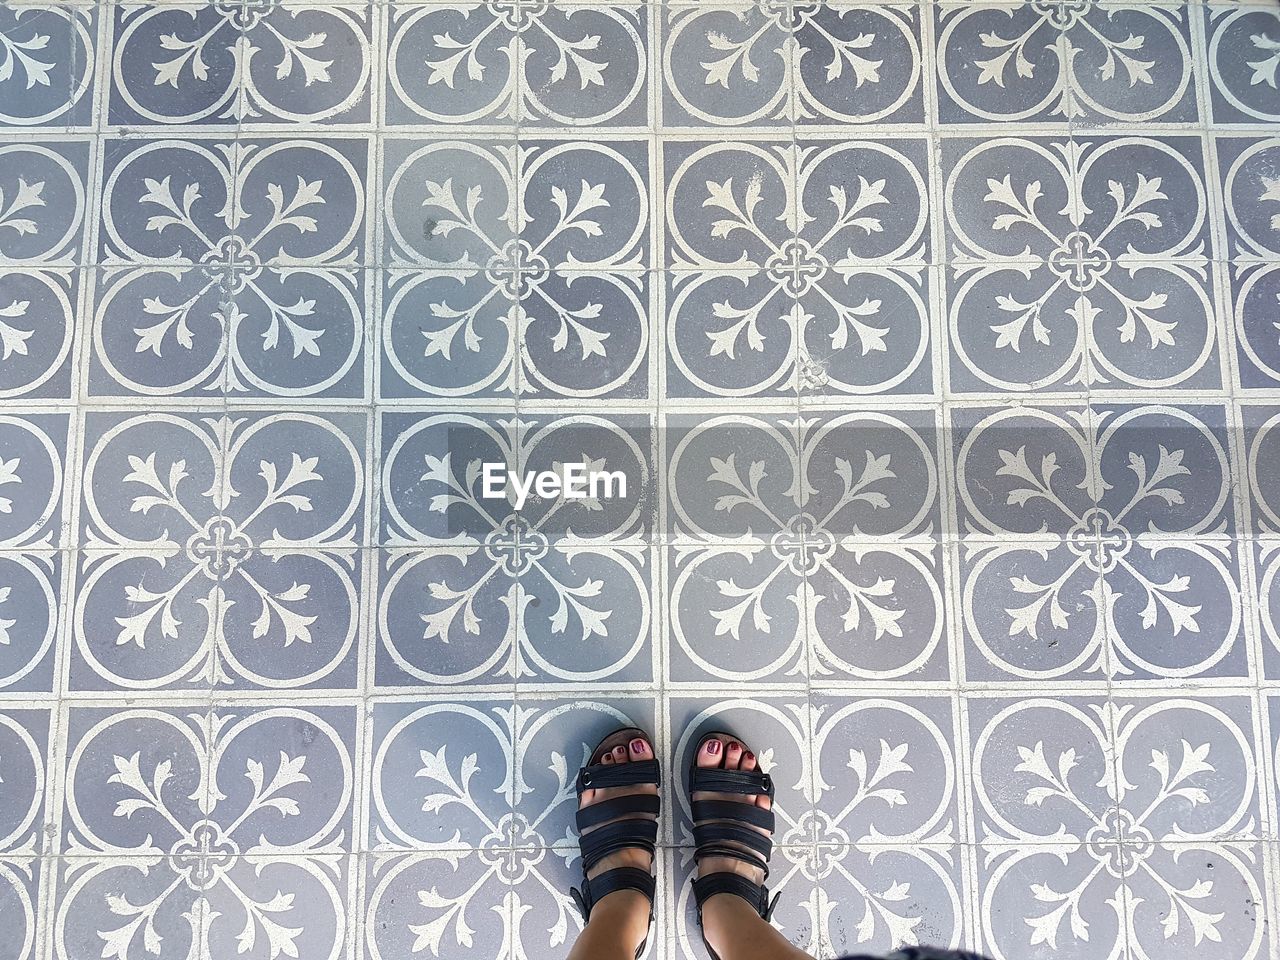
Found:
[1,2,1279,959]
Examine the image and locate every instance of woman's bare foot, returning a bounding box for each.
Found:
[693,735,785,958]
[574,731,658,953]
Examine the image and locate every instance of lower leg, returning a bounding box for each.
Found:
[701,893,815,960]
[566,890,651,960]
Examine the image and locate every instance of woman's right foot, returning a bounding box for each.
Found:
[691,734,776,955]
[575,732,658,952]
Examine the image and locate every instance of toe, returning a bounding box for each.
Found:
[741,750,770,807]
[696,736,723,771]
[724,740,743,770]
[628,737,652,762]
[612,745,628,764]
[601,751,615,766]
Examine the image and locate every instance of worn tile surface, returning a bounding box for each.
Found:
[1,2,1278,959]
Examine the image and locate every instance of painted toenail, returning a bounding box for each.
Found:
[631,738,645,752]
[707,739,720,754]
[744,752,754,762]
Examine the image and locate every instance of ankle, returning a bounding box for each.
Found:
[586,889,651,948]
[700,892,768,948]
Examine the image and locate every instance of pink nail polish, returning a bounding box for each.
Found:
[707,739,721,754]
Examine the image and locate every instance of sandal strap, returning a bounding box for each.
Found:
[693,844,771,879]
[692,822,772,861]
[692,798,775,831]
[570,866,656,921]
[690,765,773,798]
[576,792,661,831]
[579,818,658,873]
[692,872,779,922]
[577,758,661,794]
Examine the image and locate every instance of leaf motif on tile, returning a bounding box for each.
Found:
[938,3,1191,122]
[948,138,1215,391]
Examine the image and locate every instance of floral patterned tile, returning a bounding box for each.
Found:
[109,2,374,127]
[933,4,1072,126]
[810,694,959,847]
[0,710,52,887]
[1206,5,1280,126]
[1117,841,1272,960]
[3,2,1275,959]
[660,5,797,128]
[51,851,356,960]
[1063,3,1201,126]
[366,695,659,959]
[379,135,652,399]
[957,537,1110,682]
[364,850,513,960]
[665,541,809,684]
[966,695,1122,851]
[664,268,804,400]
[1101,535,1250,682]
[943,133,1223,393]
[70,409,366,689]
[1252,410,1280,676]
[51,705,354,958]
[0,856,42,960]
[1110,694,1263,843]
[792,3,926,127]
[89,133,370,398]
[515,541,657,686]
[0,413,69,693]
[797,263,935,399]
[810,844,969,960]
[0,4,97,129]
[975,840,1131,960]
[1091,402,1241,540]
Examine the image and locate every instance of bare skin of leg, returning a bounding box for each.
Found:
[694,735,815,960]
[567,733,658,960]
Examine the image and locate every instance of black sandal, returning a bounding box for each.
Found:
[687,731,780,960]
[570,727,661,958]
